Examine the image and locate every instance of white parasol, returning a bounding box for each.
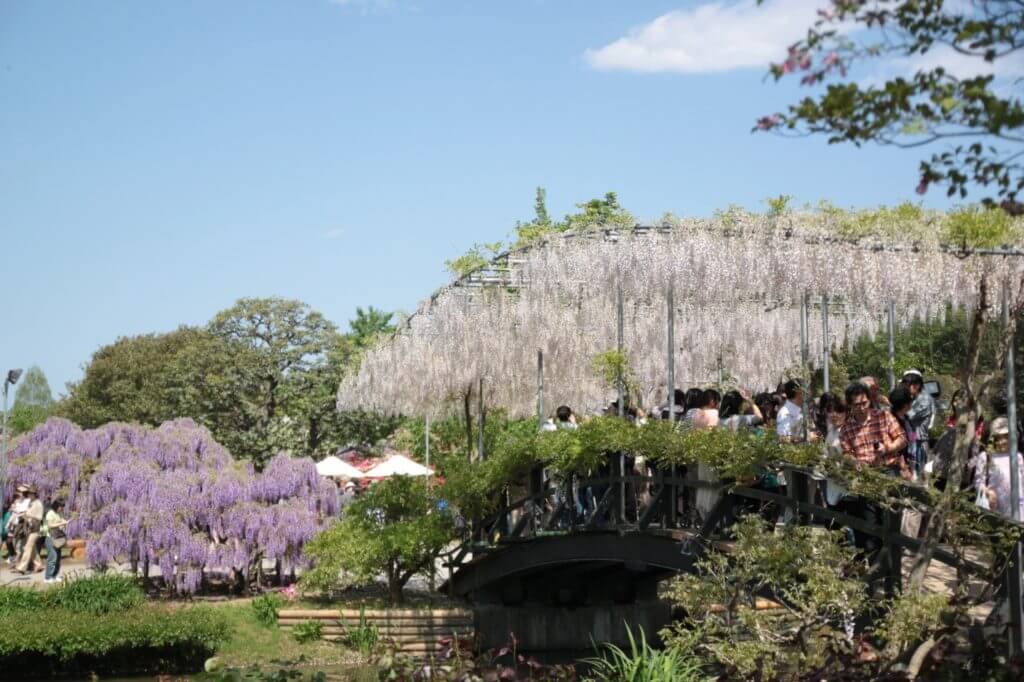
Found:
[315,455,366,478]
[364,453,434,478]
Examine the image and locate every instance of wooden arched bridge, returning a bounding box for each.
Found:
[439,463,1023,652]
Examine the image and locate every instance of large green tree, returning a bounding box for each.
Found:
[757,0,1024,212]
[58,328,207,427]
[204,297,337,464]
[57,298,402,465]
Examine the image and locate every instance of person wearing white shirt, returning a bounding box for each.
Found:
[775,380,806,441]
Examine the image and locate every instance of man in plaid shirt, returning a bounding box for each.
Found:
[840,382,909,476]
[838,382,909,564]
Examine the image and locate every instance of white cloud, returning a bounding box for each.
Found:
[587,0,1024,84]
[584,0,823,74]
[323,228,345,239]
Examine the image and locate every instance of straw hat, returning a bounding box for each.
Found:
[990,417,1011,437]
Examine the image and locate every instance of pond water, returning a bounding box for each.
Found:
[61,665,378,682]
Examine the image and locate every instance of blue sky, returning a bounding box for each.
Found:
[0,0,990,395]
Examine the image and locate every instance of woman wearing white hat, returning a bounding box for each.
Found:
[974,417,1024,520]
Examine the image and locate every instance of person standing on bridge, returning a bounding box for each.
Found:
[901,369,935,479]
[974,417,1024,520]
[776,380,805,442]
[839,382,908,557]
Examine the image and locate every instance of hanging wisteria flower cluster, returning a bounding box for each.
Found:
[340,210,1024,417]
[5,418,339,594]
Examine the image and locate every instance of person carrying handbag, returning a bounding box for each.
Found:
[43,499,68,583]
[13,487,45,574]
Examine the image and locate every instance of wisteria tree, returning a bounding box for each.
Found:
[757,0,1024,213]
[5,418,339,594]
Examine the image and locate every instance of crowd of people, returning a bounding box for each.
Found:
[537,368,1023,535]
[2,484,67,582]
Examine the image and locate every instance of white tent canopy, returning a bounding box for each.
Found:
[364,453,434,478]
[315,455,365,478]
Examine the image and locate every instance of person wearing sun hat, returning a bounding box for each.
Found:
[5,485,32,567]
[901,369,935,478]
[974,417,1024,520]
[13,485,45,574]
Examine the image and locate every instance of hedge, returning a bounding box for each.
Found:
[0,605,229,677]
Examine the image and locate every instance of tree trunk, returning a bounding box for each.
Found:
[387,562,405,604]
[909,277,991,591]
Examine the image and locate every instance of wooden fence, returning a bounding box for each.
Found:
[277,608,475,655]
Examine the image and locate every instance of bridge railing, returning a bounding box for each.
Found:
[440,459,1023,621]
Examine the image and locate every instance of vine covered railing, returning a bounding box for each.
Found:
[439,418,1024,597]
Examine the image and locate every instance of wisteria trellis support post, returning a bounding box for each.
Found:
[537,349,544,429]
[667,276,677,526]
[1003,279,1023,657]
[887,301,897,390]
[822,295,831,394]
[667,277,675,421]
[616,278,625,522]
[800,293,810,442]
[478,377,485,461]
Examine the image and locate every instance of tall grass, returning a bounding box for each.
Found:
[584,626,703,682]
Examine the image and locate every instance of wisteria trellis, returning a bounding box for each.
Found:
[340,213,1024,417]
[6,418,338,593]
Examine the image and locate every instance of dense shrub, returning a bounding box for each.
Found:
[250,593,283,628]
[0,575,143,617]
[47,573,145,614]
[0,605,229,676]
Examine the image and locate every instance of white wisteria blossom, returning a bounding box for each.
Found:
[340,210,1024,418]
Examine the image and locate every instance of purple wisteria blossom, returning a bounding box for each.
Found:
[5,417,338,594]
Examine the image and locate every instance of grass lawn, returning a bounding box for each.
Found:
[213,602,366,670]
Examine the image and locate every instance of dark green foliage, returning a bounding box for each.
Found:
[250,593,283,628]
[0,605,229,675]
[56,326,210,428]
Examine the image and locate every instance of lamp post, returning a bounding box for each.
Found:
[1,368,24,506]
